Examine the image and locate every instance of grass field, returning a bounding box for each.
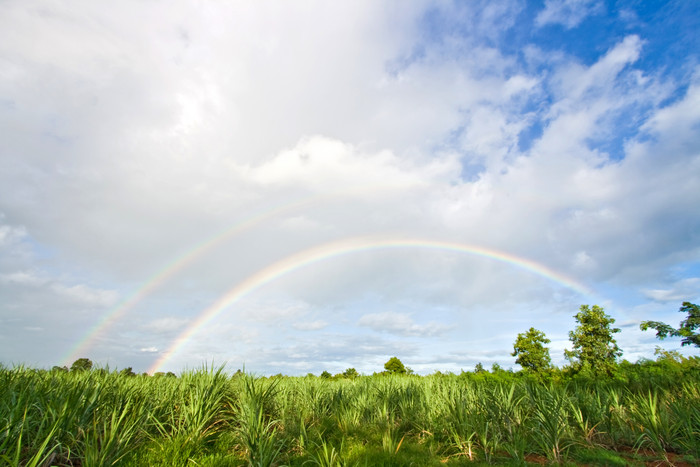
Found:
[1,360,699,466]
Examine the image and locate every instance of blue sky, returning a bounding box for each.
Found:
[0,0,699,375]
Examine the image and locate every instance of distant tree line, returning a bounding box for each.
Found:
[60,302,698,380]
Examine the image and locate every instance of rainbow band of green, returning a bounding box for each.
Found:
[148,235,594,373]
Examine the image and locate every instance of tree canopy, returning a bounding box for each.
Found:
[565,305,621,375]
[384,357,406,374]
[640,302,700,348]
[512,327,552,373]
[70,358,93,372]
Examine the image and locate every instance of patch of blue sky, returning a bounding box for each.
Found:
[515,91,554,153]
[459,160,487,182]
[623,1,700,77]
[667,261,700,283]
[24,237,55,261]
[421,1,697,79]
[531,1,698,81]
[517,120,545,153]
[584,101,657,162]
[586,281,653,314]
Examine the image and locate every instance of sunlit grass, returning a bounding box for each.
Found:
[0,361,698,465]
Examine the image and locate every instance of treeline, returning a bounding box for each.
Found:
[55,346,700,389]
[54,301,700,382]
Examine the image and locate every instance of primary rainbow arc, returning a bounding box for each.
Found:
[148,235,594,373]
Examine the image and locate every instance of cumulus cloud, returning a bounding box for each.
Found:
[358,311,449,337]
[242,135,457,193]
[1,1,698,373]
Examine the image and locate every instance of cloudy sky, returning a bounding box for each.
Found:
[1,0,699,375]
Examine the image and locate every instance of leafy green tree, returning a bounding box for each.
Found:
[120,367,136,377]
[640,302,700,348]
[474,362,486,373]
[342,367,359,379]
[320,370,332,379]
[70,358,93,372]
[512,327,552,373]
[565,305,621,375]
[384,357,406,374]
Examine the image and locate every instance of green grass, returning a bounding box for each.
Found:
[0,362,698,466]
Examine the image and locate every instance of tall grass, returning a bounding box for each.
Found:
[1,363,698,465]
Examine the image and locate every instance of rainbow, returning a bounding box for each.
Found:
[60,194,329,366]
[148,235,594,373]
[61,182,407,365]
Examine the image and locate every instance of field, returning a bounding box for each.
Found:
[1,359,699,466]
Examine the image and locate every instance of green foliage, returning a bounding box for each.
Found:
[235,375,283,466]
[341,368,359,379]
[383,356,406,374]
[512,327,552,374]
[565,305,622,376]
[70,358,93,372]
[1,361,699,465]
[120,367,136,377]
[641,301,700,348]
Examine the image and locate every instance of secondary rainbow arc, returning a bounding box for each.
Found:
[61,194,326,365]
[61,184,409,365]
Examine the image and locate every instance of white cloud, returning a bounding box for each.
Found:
[50,284,119,307]
[358,311,449,337]
[643,278,700,302]
[142,318,189,334]
[0,1,698,373]
[536,0,604,29]
[242,135,460,194]
[0,223,26,247]
[292,320,329,331]
[0,271,47,286]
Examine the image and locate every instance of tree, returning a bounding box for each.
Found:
[512,327,552,373]
[565,305,621,375]
[120,367,136,377]
[474,362,486,373]
[70,358,93,372]
[342,367,359,379]
[384,357,406,374]
[320,370,332,379]
[640,302,700,348]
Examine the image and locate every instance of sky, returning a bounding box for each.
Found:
[1,0,699,375]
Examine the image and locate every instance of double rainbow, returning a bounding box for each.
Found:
[148,235,593,373]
